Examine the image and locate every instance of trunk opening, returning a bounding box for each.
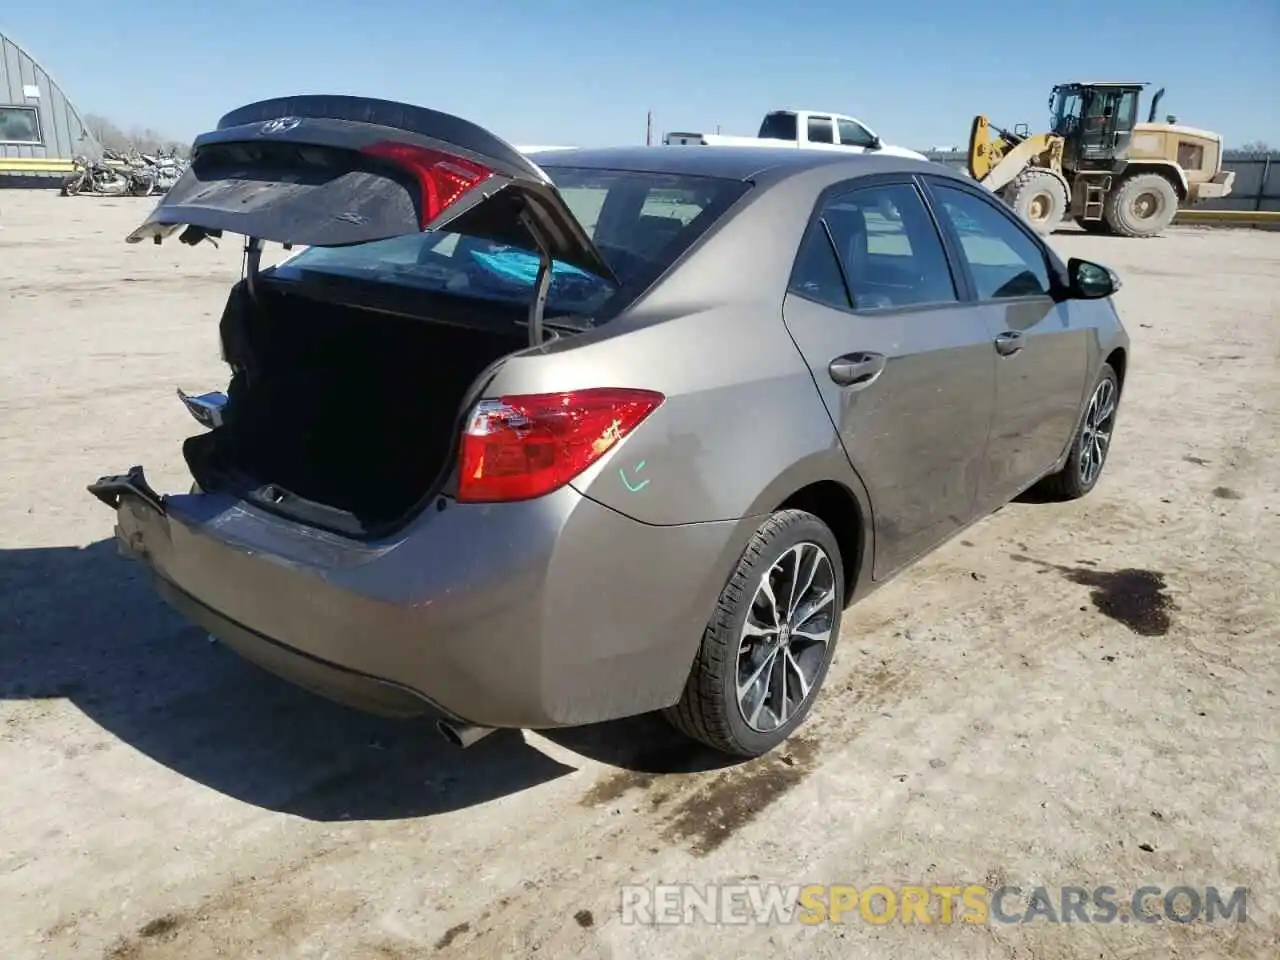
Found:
[186,281,530,534]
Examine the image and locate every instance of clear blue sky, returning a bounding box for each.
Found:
[6,0,1279,149]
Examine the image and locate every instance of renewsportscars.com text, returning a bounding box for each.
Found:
[619,883,1249,926]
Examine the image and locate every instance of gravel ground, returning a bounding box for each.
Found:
[1,189,1277,960]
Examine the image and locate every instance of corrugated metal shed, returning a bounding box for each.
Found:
[1,31,99,179]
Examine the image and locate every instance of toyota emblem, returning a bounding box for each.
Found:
[261,117,302,135]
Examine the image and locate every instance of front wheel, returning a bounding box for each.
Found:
[1003,169,1068,236]
[1039,363,1120,500]
[663,509,844,757]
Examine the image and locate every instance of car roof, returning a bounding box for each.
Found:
[527,145,954,186]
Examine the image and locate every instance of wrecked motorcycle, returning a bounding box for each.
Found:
[60,155,132,197]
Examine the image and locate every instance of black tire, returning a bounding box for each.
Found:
[1104,173,1179,237]
[1039,362,1121,500]
[1003,169,1068,236]
[663,509,844,758]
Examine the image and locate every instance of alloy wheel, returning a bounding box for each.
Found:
[736,542,836,733]
[1078,377,1118,486]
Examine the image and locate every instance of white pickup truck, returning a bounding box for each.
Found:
[664,109,928,161]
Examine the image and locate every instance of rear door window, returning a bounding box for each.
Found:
[929,184,1052,300]
[276,168,749,321]
[790,222,851,309]
[807,116,836,144]
[793,182,957,311]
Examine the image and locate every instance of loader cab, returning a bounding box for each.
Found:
[1051,82,1145,171]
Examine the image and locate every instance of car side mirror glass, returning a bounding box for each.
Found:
[1068,257,1120,299]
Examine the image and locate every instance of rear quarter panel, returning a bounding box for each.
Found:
[488,303,863,528]
[478,166,872,529]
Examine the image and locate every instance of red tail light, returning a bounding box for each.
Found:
[457,389,665,503]
[360,141,493,228]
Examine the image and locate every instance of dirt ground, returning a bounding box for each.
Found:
[1,189,1277,960]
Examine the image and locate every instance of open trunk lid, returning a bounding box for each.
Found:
[125,95,616,281]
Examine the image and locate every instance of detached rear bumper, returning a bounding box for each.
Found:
[93,468,751,729]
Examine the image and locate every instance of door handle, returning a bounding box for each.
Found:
[828,351,887,388]
[994,331,1024,356]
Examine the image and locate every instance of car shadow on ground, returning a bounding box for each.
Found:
[1013,483,1063,505]
[1,539,734,822]
[540,716,740,776]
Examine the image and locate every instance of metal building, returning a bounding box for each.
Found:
[1,31,98,181]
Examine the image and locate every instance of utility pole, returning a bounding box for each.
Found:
[646,110,653,146]
[715,122,721,134]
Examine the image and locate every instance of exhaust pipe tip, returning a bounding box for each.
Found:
[437,719,497,749]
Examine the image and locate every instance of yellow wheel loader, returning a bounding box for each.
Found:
[967,82,1235,237]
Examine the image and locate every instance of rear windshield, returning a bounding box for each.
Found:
[273,167,748,322]
[758,113,799,141]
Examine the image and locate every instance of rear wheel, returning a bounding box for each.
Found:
[663,509,844,758]
[1104,173,1179,237]
[1003,169,1067,236]
[1039,363,1120,500]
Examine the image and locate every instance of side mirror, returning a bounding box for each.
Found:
[869,135,883,151]
[1067,257,1121,299]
